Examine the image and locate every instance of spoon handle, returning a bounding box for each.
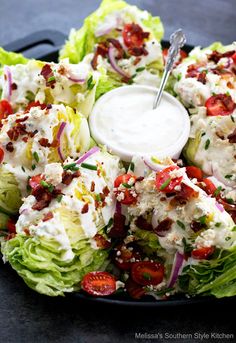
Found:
[153,29,186,109]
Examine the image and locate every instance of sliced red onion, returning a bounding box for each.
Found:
[57,122,67,161]
[167,251,184,288]
[108,46,130,79]
[215,201,224,213]
[76,146,100,165]
[115,200,122,214]
[223,58,233,69]
[67,76,86,83]
[4,66,12,101]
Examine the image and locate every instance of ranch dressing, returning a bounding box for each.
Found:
[90,85,190,162]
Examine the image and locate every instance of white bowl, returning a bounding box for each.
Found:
[89,85,190,162]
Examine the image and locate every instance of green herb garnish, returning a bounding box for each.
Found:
[40,180,54,193]
[48,76,55,82]
[225,236,231,241]
[160,178,171,190]
[81,163,97,171]
[129,162,135,172]
[226,198,234,204]
[21,166,25,173]
[182,237,193,254]
[31,164,36,170]
[230,115,235,123]
[177,220,185,230]
[232,226,236,232]
[63,163,79,171]
[87,75,95,90]
[204,139,210,150]
[33,151,39,163]
[213,186,222,197]
[225,174,233,179]
[199,215,207,225]
[57,194,63,203]
[122,183,131,189]
[215,222,221,227]
[136,67,145,72]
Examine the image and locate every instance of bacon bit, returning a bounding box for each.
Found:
[5,233,16,241]
[197,71,207,84]
[42,212,54,222]
[50,139,59,148]
[40,64,56,88]
[135,216,153,231]
[128,46,148,56]
[38,137,50,147]
[57,65,66,75]
[91,42,109,70]
[227,128,236,143]
[227,81,234,89]
[81,203,89,214]
[136,176,144,182]
[208,50,236,63]
[133,57,142,65]
[15,116,28,123]
[215,131,225,140]
[93,234,111,249]
[108,212,127,238]
[22,136,28,143]
[28,130,38,138]
[11,83,17,90]
[186,64,200,78]
[190,220,205,233]
[23,228,30,235]
[154,218,173,234]
[62,170,81,186]
[7,123,27,141]
[95,200,100,209]
[6,142,14,152]
[102,186,110,196]
[90,181,95,192]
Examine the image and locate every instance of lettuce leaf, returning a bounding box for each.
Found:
[2,233,108,296]
[0,166,22,215]
[0,47,28,71]
[179,246,236,298]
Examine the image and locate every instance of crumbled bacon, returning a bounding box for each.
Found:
[81,203,89,214]
[154,218,173,234]
[102,186,110,196]
[15,116,28,123]
[93,234,111,249]
[42,212,54,222]
[227,128,236,143]
[7,123,27,141]
[91,42,109,70]
[40,64,56,88]
[6,142,14,152]
[133,57,141,65]
[190,220,205,233]
[90,181,95,192]
[38,137,50,147]
[62,170,81,186]
[22,136,28,143]
[107,38,124,59]
[128,46,148,56]
[197,71,207,84]
[108,212,127,238]
[135,216,153,231]
[208,50,236,63]
[11,83,17,90]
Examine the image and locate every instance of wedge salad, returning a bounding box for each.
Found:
[0,0,236,301]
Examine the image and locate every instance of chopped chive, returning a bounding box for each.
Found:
[213,186,222,197]
[129,162,135,172]
[226,91,230,96]
[230,115,235,123]
[21,166,25,172]
[176,220,185,230]
[87,75,95,90]
[63,163,79,171]
[122,183,131,189]
[96,194,101,202]
[81,163,97,171]
[33,151,39,163]
[225,174,233,179]
[215,222,221,227]
[48,76,55,82]
[103,218,113,234]
[40,180,54,193]
[232,226,236,232]
[160,178,171,190]
[201,132,206,137]
[136,67,145,72]
[225,236,231,241]
[31,164,36,170]
[177,74,181,81]
[127,78,134,85]
[226,198,234,204]
[182,237,193,254]
[57,194,63,203]
[204,139,210,150]
[131,73,137,79]
[199,215,207,225]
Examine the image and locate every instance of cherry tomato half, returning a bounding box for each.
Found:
[114,174,137,205]
[29,174,44,193]
[0,147,4,163]
[156,166,182,193]
[131,261,164,286]
[25,101,47,112]
[81,271,116,296]
[191,246,214,260]
[205,94,236,116]
[125,277,145,299]
[186,166,203,181]
[200,178,217,196]
[0,99,13,120]
[232,52,236,64]
[122,23,148,48]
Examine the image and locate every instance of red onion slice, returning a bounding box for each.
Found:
[115,200,122,214]
[67,76,86,83]
[76,146,100,165]
[215,201,224,213]
[56,122,67,161]
[108,46,131,79]
[4,66,12,101]
[167,251,184,288]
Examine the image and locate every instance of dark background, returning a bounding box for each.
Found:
[0,1,236,342]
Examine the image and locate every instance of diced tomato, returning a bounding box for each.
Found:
[122,23,149,48]
[232,52,236,64]
[0,99,13,120]
[25,101,47,112]
[131,261,164,286]
[186,166,203,181]
[200,178,217,196]
[191,246,215,259]
[205,94,236,116]
[29,174,44,193]
[81,271,116,296]
[125,278,146,299]
[0,147,4,163]
[7,218,16,234]
[156,166,182,193]
[114,174,137,205]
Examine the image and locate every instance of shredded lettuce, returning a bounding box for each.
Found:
[0,166,22,215]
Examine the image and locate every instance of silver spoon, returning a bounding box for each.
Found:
[153,29,186,109]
